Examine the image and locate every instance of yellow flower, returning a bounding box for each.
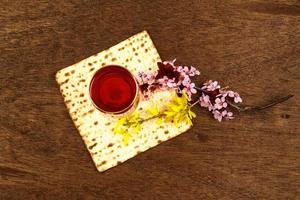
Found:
[113,117,127,135]
[128,111,139,124]
[147,107,159,116]
[113,92,197,145]
[122,131,130,146]
[113,111,142,145]
[147,103,164,125]
[164,92,196,127]
[132,123,141,134]
[156,117,163,125]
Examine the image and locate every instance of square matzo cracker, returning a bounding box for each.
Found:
[56,31,191,172]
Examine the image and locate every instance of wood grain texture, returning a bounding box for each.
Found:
[0,0,299,199]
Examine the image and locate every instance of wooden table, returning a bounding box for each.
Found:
[1,1,299,199]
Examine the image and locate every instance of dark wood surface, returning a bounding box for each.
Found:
[1,0,299,199]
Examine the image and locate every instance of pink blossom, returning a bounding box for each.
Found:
[223,110,234,120]
[228,91,235,98]
[183,82,197,100]
[234,93,242,103]
[201,80,221,91]
[217,90,242,104]
[181,75,191,86]
[212,110,234,122]
[176,66,200,77]
[157,76,177,89]
[153,59,200,100]
[188,66,200,76]
[214,97,228,109]
[217,90,228,97]
[176,66,189,73]
[227,90,242,103]
[212,110,223,122]
[176,74,192,88]
[162,59,176,67]
[138,72,156,85]
[200,80,242,121]
[199,94,214,111]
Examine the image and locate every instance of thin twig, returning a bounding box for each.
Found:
[139,114,163,123]
[190,100,200,108]
[226,94,294,112]
[226,100,251,112]
[194,86,204,92]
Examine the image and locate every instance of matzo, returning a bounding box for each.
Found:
[56,31,191,172]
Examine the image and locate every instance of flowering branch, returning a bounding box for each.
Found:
[137,59,199,100]
[113,60,293,144]
[137,60,293,122]
[225,94,294,112]
[114,92,195,144]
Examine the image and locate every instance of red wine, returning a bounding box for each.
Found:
[89,65,138,114]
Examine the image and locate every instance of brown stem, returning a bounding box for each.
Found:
[190,100,200,108]
[194,86,204,92]
[226,94,294,112]
[139,114,163,123]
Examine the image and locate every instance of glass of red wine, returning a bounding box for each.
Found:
[89,65,139,115]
